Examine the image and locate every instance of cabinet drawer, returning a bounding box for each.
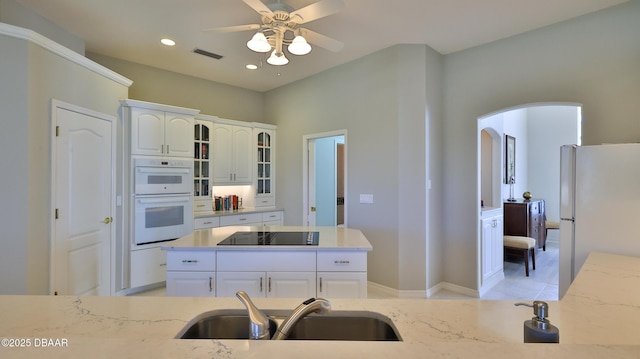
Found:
[166,251,216,271]
[317,251,367,272]
[262,211,282,222]
[220,213,262,226]
[217,251,316,271]
[256,196,275,207]
[194,217,220,229]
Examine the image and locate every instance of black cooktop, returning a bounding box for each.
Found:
[217,231,319,246]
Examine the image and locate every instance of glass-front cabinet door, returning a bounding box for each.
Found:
[255,127,276,207]
[193,120,212,213]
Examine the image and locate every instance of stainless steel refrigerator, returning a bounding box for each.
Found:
[559,144,640,298]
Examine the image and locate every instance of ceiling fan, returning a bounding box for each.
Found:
[205,0,345,66]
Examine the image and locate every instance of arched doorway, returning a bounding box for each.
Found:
[477,103,581,299]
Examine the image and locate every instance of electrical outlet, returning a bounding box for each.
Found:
[359,194,374,204]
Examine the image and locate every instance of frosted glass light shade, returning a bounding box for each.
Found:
[267,50,289,65]
[288,35,311,55]
[247,32,271,53]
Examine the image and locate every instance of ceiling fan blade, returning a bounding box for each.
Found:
[203,24,261,33]
[290,0,345,24]
[242,0,274,16]
[299,28,343,52]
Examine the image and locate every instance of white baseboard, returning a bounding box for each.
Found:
[117,281,166,296]
[367,281,426,298]
[427,281,479,298]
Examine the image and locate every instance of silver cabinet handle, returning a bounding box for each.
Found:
[319,277,323,293]
[334,260,350,264]
[166,145,170,153]
[182,259,198,263]
[268,277,272,293]
[259,277,263,292]
[209,277,213,292]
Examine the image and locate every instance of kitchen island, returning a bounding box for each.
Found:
[1,252,639,358]
[161,226,372,298]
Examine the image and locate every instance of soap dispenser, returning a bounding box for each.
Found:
[514,301,559,343]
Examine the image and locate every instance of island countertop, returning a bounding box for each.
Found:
[161,226,373,251]
[1,252,639,358]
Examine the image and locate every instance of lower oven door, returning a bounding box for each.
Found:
[134,194,193,245]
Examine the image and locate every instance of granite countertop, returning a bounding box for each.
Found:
[161,226,373,251]
[1,252,639,358]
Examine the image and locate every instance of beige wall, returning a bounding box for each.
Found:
[87,53,264,124]
[442,1,640,290]
[0,29,129,294]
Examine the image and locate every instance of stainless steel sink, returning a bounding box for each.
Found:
[286,312,401,341]
[178,309,278,339]
[177,309,401,341]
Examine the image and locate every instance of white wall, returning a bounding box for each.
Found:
[526,106,580,222]
[443,1,640,290]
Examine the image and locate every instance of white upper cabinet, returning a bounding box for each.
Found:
[254,125,277,207]
[212,122,252,184]
[122,99,198,158]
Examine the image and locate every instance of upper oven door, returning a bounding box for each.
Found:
[135,164,192,195]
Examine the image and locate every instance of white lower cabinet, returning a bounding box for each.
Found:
[317,272,367,298]
[166,271,215,297]
[216,271,315,298]
[165,248,367,298]
[130,247,166,288]
[316,251,367,298]
[165,250,216,296]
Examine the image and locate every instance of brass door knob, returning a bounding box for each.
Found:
[102,217,113,224]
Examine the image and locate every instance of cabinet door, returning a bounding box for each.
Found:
[267,272,316,298]
[212,123,233,183]
[131,108,165,156]
[255,129,275,206]
[216,271,264,297]
[166,271,215,297]
[481,216,503,283]
[317,272,367,298]
[232,126,253,184]
[165,113,194,157]
[130,247,166,288]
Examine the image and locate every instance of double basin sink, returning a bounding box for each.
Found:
[177,309,402,341]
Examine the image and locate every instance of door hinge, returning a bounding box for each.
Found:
[55,125,60,137]
[55,208,59,219]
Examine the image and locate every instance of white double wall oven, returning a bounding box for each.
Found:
[132,157,193,246]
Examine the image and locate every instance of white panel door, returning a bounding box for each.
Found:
[232,125,253,183]
[53,103,114,296]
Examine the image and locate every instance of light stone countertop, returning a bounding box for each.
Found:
[1,252,639,358]
[162,226,373,251]
[193,207,283,219]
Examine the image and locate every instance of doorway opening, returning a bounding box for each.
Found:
[477,103,581,299]
[303,130,347,227]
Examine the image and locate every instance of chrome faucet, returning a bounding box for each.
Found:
[272,297,331,340]
[236,291,271,340]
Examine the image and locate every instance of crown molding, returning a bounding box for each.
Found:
[0,22,133,87]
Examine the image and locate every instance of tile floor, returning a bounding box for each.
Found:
[134,231,560,301]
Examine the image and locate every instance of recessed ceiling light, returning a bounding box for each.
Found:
[246,64,258,70]
[161,38,176,46]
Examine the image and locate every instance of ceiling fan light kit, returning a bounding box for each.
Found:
[247,31,271,52]
[208,0,345,67]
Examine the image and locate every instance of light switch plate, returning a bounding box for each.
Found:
[360,194,374,204]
